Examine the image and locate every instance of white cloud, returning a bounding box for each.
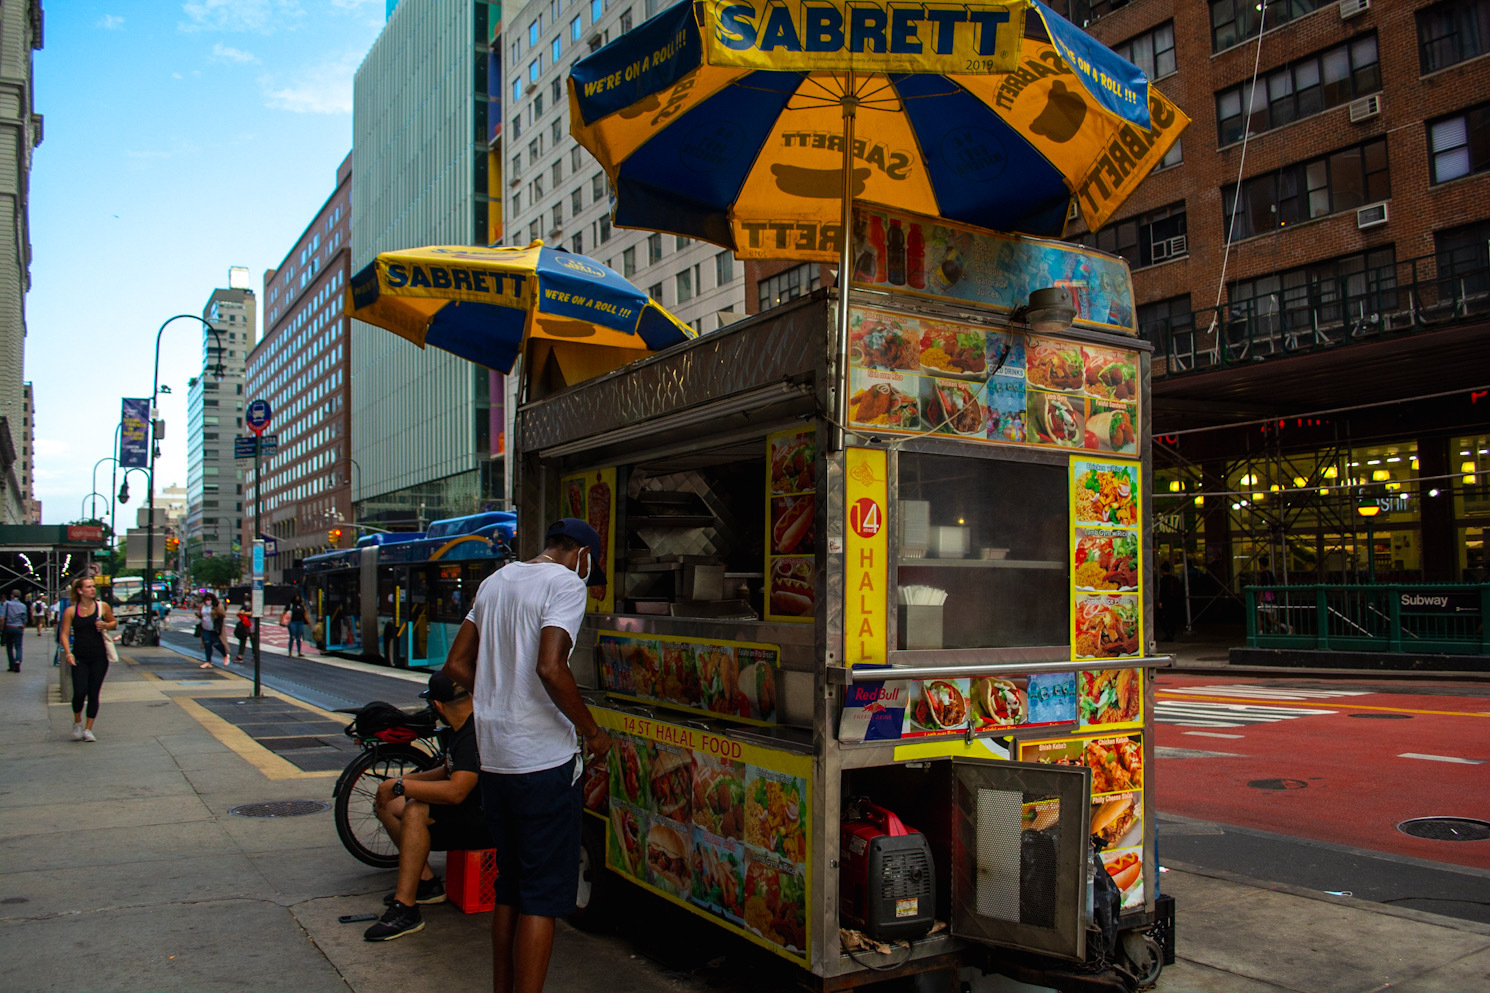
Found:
[211,42,258,63]
[96,14,125,30]
[260,52,360,114]
[179,0,304,34]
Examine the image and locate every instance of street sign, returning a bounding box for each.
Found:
[234,434,278,459]
[120,399,150,467]
[246,398,273,436]
[258,534,278,557]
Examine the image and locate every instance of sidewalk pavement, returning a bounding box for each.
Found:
[4,645,1488,992]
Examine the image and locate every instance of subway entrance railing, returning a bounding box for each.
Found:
[1245,584,1490,655]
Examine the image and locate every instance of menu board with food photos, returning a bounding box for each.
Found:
[1020,734,1147,914]
[592,707,811,963]
[1070,458,1143,662]
[765,426,816,624]
[846,306,1139,455]
[560,467,617,614]
[598,630,778,726]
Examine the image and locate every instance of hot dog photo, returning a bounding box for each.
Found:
[771,495,815,555]
[767,556,814,621]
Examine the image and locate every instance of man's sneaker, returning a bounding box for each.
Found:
[363,901,423,941]
[383,877,446,906]
[82,729,97,742]
[71,724,84,741]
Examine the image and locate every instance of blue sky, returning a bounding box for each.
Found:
[26,0,387,525]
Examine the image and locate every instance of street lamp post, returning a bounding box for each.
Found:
[144,315,225,634]
[81,492,108,520]
[1356,497,1382,583]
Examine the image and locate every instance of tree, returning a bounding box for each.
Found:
[190,555,241,589]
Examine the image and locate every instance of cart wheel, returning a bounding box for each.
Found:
[1120,931,1163,987]
[567,819,610,932]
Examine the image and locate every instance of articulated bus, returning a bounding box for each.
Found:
[301,512,515,669]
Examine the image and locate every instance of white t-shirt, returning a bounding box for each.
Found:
[467,561,588,775]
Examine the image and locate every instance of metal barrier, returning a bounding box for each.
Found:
[1245,584,1490,654]
[1144,253,1490,378]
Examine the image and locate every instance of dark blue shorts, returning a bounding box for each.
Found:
[479,757,582,918]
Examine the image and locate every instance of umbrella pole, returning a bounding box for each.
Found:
[832,75,858,453]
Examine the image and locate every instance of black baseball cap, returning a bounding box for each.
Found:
[544,518,606,586]
[421,671,469,704]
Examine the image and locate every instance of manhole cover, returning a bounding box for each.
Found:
[1397,817,1490,841]
[228,800,330,818]
[1248,778,1309,791]
[1349,712,1412,719]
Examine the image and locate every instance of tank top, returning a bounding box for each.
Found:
[201,604,214,632]
[72,602,107,662]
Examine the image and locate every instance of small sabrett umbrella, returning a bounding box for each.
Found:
[568,0,1187,260]
[346,241,695,374]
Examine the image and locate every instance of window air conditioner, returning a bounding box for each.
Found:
[1067,201,1080,221]
[1150,235,1188,262]
[1356,202,1389,229]
[1339,0,1369,18]
[525,82,538,94]
[587,32,603,45]
[1348,94,1381,123]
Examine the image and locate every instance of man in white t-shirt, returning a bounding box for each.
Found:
[443,518,612,993]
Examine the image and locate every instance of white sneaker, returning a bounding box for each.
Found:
[82,729,97,742]
[71,724,84,741]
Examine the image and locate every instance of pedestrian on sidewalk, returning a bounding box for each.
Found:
[3,588,27,671]
[59,576,116,741]
[232,603,255,663]
[286,595,308,657]
[443,518,613,993]
[32,595,48,631]
[198,593,227,668]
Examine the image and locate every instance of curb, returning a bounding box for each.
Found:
[1165,663,1490,682]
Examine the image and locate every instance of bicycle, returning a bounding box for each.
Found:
[331,700,449,868]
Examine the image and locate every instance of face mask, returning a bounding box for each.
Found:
[575,548,592,585]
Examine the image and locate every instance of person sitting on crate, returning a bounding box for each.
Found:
[364,671,492,941]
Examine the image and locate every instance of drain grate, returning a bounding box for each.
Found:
[1397,817,1490,842]
[1248,778,1309,791]
[228,800,330,818]
[1349,713,1412,719]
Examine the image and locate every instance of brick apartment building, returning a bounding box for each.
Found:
[747,1,1490,605]
[244,153,354,583]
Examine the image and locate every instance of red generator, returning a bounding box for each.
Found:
[840,801,936,941]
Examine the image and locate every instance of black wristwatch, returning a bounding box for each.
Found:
[392,778,405,798]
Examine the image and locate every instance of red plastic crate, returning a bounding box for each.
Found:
[446,848,498,913]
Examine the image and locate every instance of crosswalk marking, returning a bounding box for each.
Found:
[1184,731,1244,739]
[1160,684,1370,701]
[1398,752,1484,765]
[1153,699,1339,728]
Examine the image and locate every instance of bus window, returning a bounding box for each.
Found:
[432,564,465,622]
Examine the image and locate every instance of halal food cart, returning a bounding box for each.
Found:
[514,206,1168,990]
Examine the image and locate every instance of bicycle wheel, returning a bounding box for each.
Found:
[333,745,440,868]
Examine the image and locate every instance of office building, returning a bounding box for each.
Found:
[1055,0,1490,600]
[20,381,36,523]
[244,154,353,582]
[503,0,747,336]
[351,0,507,526]
[0,1,41,525]
[186,277,255,567]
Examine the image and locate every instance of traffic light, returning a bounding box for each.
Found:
[328,527,343,545]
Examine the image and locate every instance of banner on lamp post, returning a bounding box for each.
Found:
[120,399,150,468]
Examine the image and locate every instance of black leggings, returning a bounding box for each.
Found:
[71,655,109,719]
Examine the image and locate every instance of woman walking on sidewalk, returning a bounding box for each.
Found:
[232,602,255,663]
[286,596,308,657]
[59,577,115,742]
[198,593,228,668]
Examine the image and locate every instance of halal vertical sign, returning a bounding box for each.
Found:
[844,448,888,667]
[120,399,150,468]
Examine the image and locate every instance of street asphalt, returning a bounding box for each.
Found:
[2,633,1488,991]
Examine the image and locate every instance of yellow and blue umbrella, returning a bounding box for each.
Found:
[569,0,1187,261]
[346,242,695,373]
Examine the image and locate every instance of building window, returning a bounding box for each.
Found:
[1429,102,1490,182]
[758,263,820,312]
[648,232,663,263]
[552,160,563,186]
[674,234,689,251]
[1083,202,1187,268]
[621,8,633,32]
[533,174,545,197]
[1211,0,1325,53]
[715,250,734,286]
[511,153,522,177]
[1136,295,1193,348]
[571,147,582,171]
[623,246,637,277]
[648,281,663,301]
[1418,0,1490,74]
[1229,247,1397,332]
[571,188,583,214]
[512,190,521,215]
[592,173,605,201]
[529,220,541,243]
[571,16,582,41]
[676,269,693,303]
[551,78,562,104]
[591,0,605,23]
[1216,35,1380,146]
[1159,138,1182,169]
[552,202,564,227]
[552,37,562,63]
[529,59,540,83]
[534,91,545,117]
[1223,139,1390,242]
[1113,22,1176,81]
[529,139,540,166]
[1435,219,1490,297]
[529,19,540,46]
[599,215,611,242]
